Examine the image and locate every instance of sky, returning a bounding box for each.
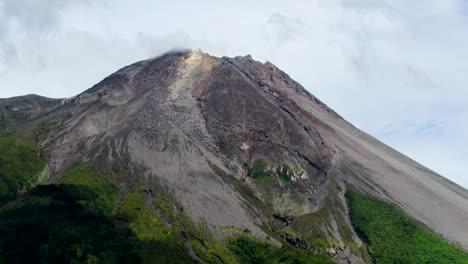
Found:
[0,0,467,188]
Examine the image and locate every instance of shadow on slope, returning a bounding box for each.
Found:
[0,183,198,264]
[0,161,197,264]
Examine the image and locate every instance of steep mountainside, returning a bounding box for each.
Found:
[1,50,467,264]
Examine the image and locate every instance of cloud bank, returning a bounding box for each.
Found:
[0,0,467,187]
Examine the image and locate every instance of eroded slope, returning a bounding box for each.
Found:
[2,50,467,263]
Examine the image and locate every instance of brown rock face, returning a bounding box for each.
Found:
[4,50,468,263]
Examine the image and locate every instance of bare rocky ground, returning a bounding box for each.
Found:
[2,50,467,263]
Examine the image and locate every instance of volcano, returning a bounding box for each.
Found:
[1,50,467,264]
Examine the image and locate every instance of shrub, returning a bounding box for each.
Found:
[249,159,271,179]
[227,236,334,264]
[0,135,44,204]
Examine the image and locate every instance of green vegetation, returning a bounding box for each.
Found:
[154,188,335,264]
[249,159,271,179]
[227,236,334,264]
[0,134,335,264]
[0,163,197,264]
[0,134,44,204]
[277,165,294,183]
[120,190,195,263]
[347,191,468,264]
[248,160,306,183]
[152,186,238,264]
[151,183,333,264]
[60,164,119,216]
[324,185,357,248]
[246,160,307,219]
[0,184,138,263]
[34,121,54,141]
[58,165,195,263]
[281,208,337,252]
[191,237,239,264]
[0,116,7,132]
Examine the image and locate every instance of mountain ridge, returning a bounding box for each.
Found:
[1,49,467,263]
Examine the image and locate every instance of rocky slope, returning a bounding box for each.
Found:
[2,50,468,263]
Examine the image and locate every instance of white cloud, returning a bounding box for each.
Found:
[0,0,467,187]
